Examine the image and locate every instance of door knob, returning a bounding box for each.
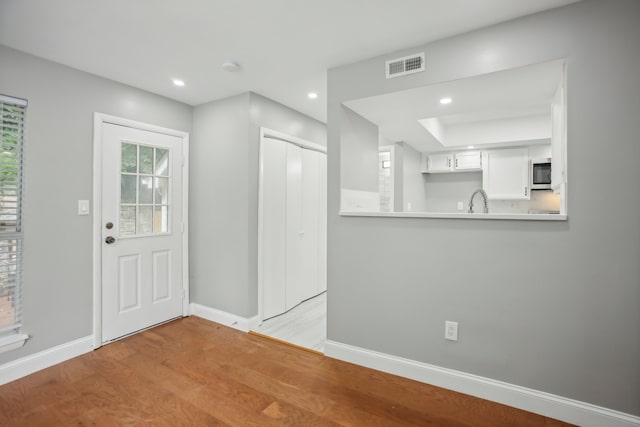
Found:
[105,236,116,244]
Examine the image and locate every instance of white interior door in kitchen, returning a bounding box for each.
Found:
[259,130,327,321]
[96,117,188,344]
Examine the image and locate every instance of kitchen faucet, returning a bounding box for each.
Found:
[468,189,489,213]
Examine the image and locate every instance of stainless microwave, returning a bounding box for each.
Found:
[531,158,552,190]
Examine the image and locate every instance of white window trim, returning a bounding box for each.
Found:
[0,94,27,107]
[0,93,27,352]
[0,333,28,354]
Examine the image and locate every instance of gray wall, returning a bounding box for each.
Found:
[190,93,251,315]
[191,92,325,317]
[0,45,192,364]
[340,106,378,192]
[327,0,640,416]
[248,92,327,148]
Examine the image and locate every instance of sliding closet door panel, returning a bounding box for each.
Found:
[300,149,320,301]
[262,138,287,319]
[318,153,327,293]
[285,144,304,310]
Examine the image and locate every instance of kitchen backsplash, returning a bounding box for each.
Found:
[490,190,561,214]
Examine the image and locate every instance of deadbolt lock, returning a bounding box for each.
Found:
[105,222,114,229]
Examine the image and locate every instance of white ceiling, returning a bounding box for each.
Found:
[0,0,580,123]
[344,59,564,152]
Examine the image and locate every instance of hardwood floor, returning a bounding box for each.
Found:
[0,317,573,426]
[252,292,326,352]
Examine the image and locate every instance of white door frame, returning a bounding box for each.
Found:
[92,113,190,349]
[257,127,326,324]
[379,145,395,212]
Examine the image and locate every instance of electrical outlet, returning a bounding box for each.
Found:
[457,201,463,211]
[445,321,458,341]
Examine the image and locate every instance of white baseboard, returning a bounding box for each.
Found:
[325,340,640,427]
[0,335,94,386]
[190,303,259,332]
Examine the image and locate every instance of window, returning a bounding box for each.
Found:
[120,143,170,236]
[0,94,27,352]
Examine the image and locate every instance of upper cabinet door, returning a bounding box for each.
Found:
[453,151,482,171]
[425,153,452,172]
[482,147,530,200]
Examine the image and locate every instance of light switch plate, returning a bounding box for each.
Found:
[78,200,90,215]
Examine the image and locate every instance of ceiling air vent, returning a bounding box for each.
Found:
[385,53,425,79]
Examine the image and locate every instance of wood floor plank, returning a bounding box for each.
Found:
[227,339,529,426]
[0,317,575,426]
[230,350,467,426]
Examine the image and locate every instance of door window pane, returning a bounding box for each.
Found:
[121,143,137,173]
[155,148,169,176]
[120,206,136,236]
[154,206,168,233]
[120,142,171,236]
[137,206,153,235]
[139,176,153,204]
[154,177,168,204]
[121,175,136,204]
[139,146,154,174]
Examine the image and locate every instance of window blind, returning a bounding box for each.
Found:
[0,94,26,338]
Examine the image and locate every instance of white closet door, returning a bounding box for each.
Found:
[285,143,304,310]
[300,149,320,300]
[261,138,287,319]
[318,153,327,292]
[261,137,327,320]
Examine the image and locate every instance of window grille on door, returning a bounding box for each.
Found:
[0,94,26,341]
[120,142,170,237]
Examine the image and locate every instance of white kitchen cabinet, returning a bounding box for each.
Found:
[453,151,482,171]
[422,152,452,173]
[422,151,481,173]
[482,147,530,200]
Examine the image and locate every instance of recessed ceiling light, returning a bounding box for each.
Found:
[440,97,452,105]
[221,61,240,72]
[308,92,318,99]
[172,79,185,87]
[467,145,475,149]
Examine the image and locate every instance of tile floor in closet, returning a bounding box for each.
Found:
[252,292,326,352]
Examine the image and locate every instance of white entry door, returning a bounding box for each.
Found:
[101,122,184,343]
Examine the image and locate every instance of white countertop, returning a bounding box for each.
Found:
[339,211,567,221]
